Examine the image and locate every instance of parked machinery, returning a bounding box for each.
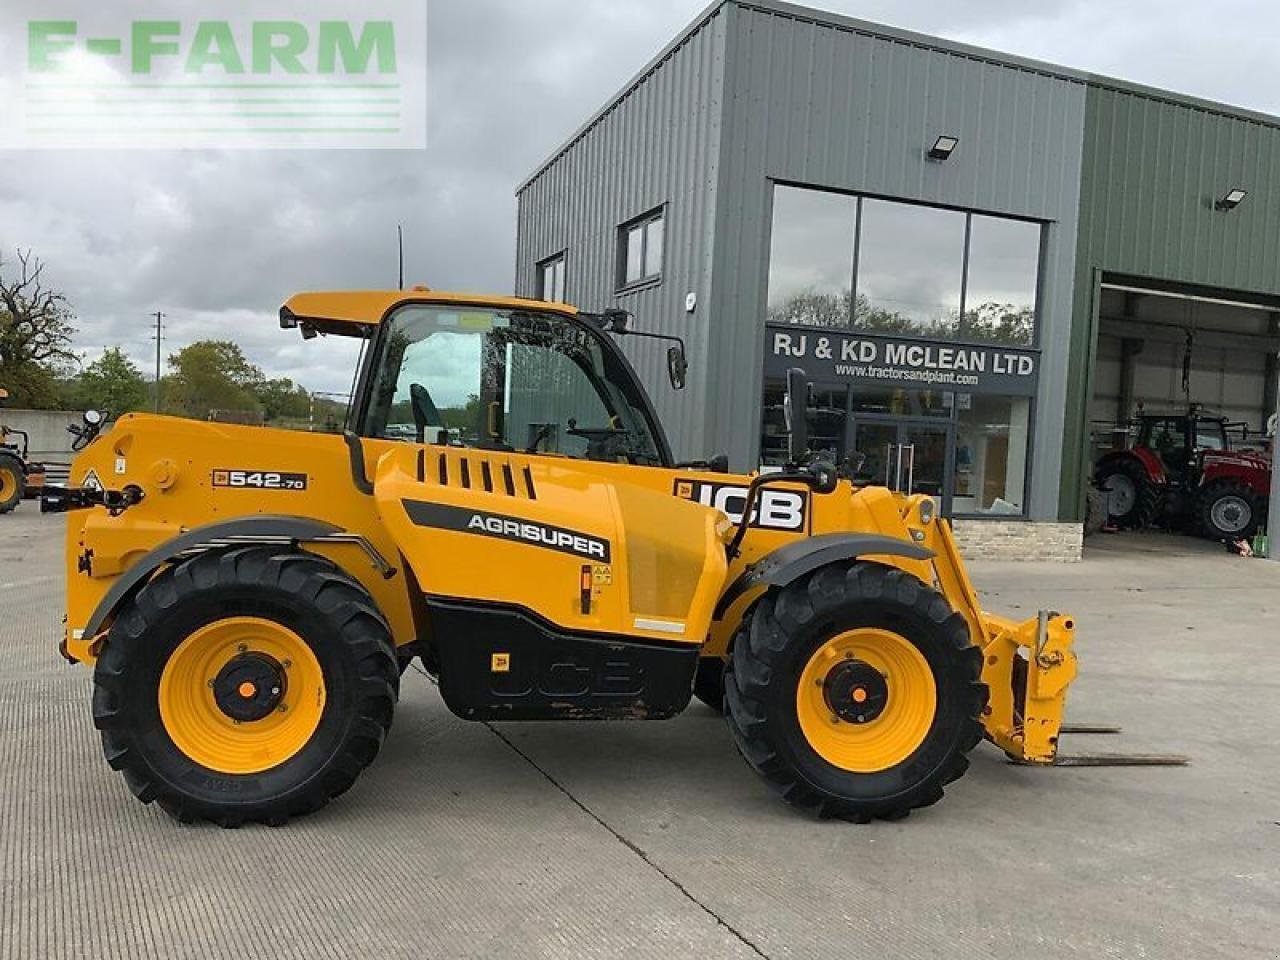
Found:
[1095,408,1271,540]
[0,388,47,514]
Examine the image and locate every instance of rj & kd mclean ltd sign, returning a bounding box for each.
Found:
[764,324,1039,397]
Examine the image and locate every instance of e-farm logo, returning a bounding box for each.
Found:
[2,2,426,149]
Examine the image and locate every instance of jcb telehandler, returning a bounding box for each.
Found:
[46,289,1078,826]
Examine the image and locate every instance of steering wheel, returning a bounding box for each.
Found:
[566,419,633,462]
[409,383,444,443]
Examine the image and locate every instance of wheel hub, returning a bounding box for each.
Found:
[822,659,889,724]
[1103,474,1135,515]
[1211,496,1250,534]
[212,652,287,722]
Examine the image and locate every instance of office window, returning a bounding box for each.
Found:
[766,186,858,326]
[537,252,566,303]
[764,185,1042,346]
[953,395,1030,514]
[962,215,1040,346]
[618,207,665,288]
[857,199,966,339]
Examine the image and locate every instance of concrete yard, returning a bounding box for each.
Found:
[1,509,1276,959]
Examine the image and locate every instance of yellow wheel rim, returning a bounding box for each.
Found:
[158,617,326,775]
[795,628,936,773]
[0,466,17,500]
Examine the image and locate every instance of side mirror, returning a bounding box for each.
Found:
[84,409,103,427]
[603,308,631,333]
[784,368,810,466]
[666,345,687,390]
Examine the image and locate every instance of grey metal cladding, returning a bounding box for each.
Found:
[514,6,730,462]
[707,3,1087,518]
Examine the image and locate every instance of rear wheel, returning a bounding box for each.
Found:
[724,562,986,822]
[1196,480,1262,541]
[0,453,24,514]
[93,548,398,826]
[1096,458,1160,528]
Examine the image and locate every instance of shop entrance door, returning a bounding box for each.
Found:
[849,416,954,516]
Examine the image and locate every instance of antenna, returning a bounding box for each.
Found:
[397,224,404,289]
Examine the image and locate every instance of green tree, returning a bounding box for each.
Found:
[768,289,933,334]
[254,376,312,422]
[960,302,1034,346]
[0,250,78,408]
[166,340,264,419]
[74,347,149,414]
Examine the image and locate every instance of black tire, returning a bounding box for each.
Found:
[1083,484,1107,537]
[724,562,987,823]
[692,657,726,713]
[93,548,399,827]
[1195,480,1263,541]
[0,452,24,514]
[1096,457,1160,529]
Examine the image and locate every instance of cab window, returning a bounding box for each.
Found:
[362,305,665,466]
[1195,422,1227,451]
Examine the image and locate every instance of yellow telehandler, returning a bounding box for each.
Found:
[46,289,1081,826]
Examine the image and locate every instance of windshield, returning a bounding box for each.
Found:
[361,304,667,466]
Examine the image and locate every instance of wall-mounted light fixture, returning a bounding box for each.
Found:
[1215,188,1248,211]
[926,135,959,162]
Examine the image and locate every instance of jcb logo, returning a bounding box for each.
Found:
[674,480,807,532]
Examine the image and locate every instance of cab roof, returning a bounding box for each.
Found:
[280,289,577,335]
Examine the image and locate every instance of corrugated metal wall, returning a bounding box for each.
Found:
[707,2,1087,518]
[1059,88,1280,518]
[514,7,728,461]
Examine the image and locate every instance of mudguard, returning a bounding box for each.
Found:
[713,532,934,620]
[1096,448,1165,485]
[80,515,343,640]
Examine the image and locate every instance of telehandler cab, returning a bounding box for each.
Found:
[47,289,1080,826]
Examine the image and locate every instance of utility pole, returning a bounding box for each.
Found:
[151,312,165,412]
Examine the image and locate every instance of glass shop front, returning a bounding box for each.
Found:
[761,184,1042,518]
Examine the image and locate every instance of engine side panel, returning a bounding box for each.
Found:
[371,444,729,647]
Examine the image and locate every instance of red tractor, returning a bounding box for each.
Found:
[1095,410,1272,541]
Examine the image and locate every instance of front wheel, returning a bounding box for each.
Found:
[724,562,986,822]
[93,548,399,826]
[1196,480,1263,541]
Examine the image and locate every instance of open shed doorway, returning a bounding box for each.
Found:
[1087,274,1280,553]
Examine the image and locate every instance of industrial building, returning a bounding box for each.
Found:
[514,0,1280,556]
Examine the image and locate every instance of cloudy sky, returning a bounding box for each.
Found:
[1,0,1277,395]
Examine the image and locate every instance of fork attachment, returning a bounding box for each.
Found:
[980,610,1078,763]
